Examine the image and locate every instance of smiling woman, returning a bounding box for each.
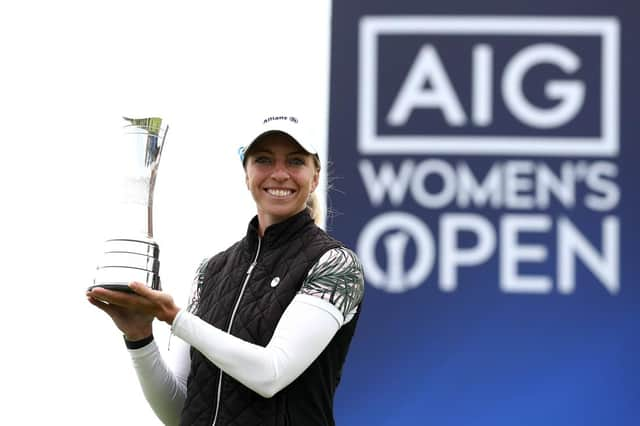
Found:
[0,1,335,424]
[87,114,365,426]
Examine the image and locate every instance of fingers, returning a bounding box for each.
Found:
[88,286,146,309]
[88,283,179,326]
[128,281,155,297]
[128,282,179,325]
[87,294,118,316]
[87,295,106,309]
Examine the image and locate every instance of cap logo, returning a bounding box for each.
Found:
[263,116,298,125]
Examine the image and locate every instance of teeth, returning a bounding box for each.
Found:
[268,189,293,197]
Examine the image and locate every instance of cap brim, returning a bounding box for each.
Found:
[248,130,316,155]
[239,119,319,164]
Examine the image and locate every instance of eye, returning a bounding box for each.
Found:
[288,157,306,166]
[254,156,272,164]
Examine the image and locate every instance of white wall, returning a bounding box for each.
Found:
[0,1,331,423]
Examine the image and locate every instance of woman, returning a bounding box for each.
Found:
[87,115,365,426]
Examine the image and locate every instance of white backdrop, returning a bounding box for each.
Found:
[0,1,330,423]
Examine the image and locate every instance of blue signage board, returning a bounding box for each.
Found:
[328,1,638,425]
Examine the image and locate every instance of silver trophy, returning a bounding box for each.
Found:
[90,117,169,292]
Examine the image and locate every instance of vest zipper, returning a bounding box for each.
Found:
[211,237,262,426]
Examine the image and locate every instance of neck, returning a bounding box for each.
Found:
[257,207,307,237]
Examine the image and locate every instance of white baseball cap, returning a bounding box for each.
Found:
[238,115,319,166]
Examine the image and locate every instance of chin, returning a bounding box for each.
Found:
[266,204,303,218]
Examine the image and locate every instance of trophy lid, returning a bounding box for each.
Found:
[123,116,164,136]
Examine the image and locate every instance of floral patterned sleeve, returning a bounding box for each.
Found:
[298,247,365,324]
[186,257,210,314]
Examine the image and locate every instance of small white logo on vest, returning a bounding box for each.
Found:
[270,277,281,287]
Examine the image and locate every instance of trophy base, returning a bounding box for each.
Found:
[87,283,135,293]
[93,237,162,291]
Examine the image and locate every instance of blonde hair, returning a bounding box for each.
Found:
[307,192,322,225]
[307,156,322,225]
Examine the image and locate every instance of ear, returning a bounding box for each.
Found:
[245,172,250,190]
[310,170,319,193]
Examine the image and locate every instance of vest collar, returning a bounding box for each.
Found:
[246,209,314,251]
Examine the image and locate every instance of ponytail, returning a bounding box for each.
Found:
[307,192,322,226]
[307,155,323,226]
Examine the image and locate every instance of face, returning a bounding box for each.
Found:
[244,133,319,234]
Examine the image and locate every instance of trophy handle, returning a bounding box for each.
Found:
[146,124,169,238]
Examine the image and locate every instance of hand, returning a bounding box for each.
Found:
[87,282,181,340]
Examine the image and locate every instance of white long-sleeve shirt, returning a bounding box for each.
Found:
[128,247,364,426]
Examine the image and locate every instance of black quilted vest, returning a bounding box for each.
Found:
[180,210,361,426]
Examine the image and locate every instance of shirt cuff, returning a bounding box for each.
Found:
[123,334,154,350]
[171,309,188,334]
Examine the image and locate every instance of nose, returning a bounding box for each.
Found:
[271,162,290,181]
